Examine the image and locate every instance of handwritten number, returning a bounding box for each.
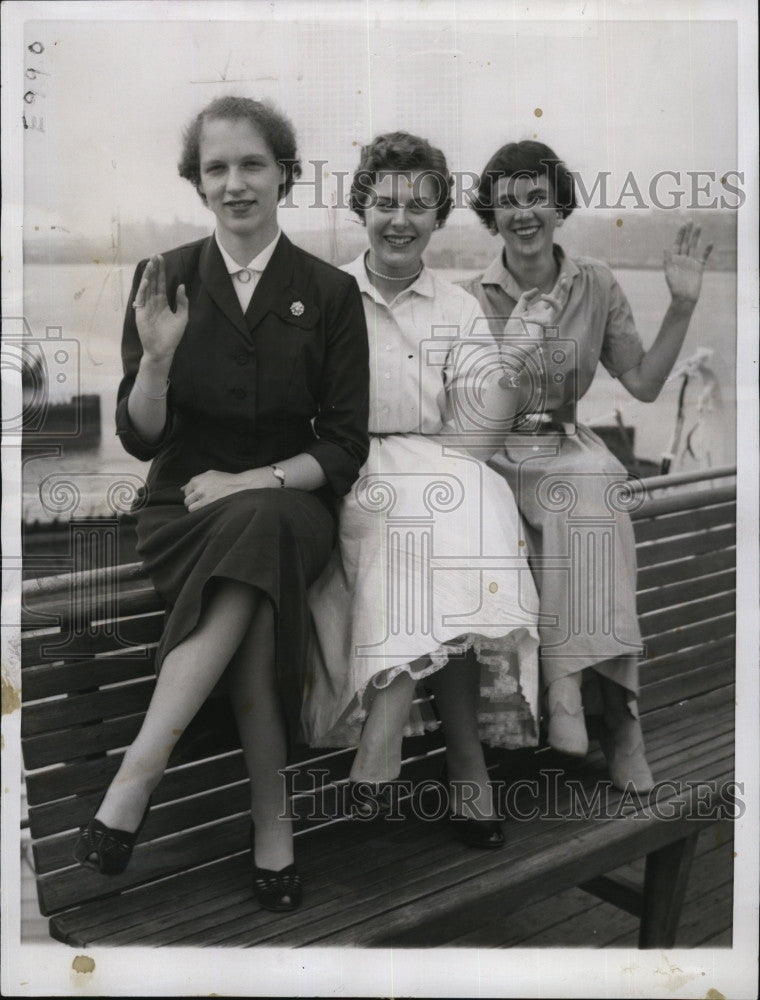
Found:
[24,44,47,127]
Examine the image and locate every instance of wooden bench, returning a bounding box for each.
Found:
[20,466,737,948]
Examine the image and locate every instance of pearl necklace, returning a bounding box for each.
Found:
[365,256,423,282]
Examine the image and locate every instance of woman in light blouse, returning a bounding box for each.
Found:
[304,132,547,846]
[463,140,712,790]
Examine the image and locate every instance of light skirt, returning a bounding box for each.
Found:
[302,434,541,748]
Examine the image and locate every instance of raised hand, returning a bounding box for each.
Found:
[511,275,570,332]
[664,222,713,306]
[133,255,189,365]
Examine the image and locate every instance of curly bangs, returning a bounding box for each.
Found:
[349,131,454,226]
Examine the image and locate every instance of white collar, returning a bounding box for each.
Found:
[343,252,436,303]
[215,229,282,275]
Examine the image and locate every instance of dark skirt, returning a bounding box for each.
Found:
[135,488,336,744]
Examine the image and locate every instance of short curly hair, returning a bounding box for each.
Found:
[470,140,577,230]
[349,131,453,226]
[178,96,302,201]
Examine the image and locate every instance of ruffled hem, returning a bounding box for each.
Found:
[308,629,539,750]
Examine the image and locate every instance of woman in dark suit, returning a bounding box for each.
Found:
[74,96,369,912]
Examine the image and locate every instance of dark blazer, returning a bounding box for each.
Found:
[116,233,370,507]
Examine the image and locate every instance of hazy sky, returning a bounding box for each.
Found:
[23,11,738,240]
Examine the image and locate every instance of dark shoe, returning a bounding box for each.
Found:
[447,814,505,849]
[346,780,394,820]
[252,864,303,912]
[73,798,151,876]
[249,822,302,911]
[441,763,504,848]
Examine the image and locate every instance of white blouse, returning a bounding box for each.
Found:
[342,254,492,435]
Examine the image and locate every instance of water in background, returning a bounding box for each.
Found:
[18,262,735,522]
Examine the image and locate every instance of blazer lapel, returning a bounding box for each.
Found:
[244,233,297,333]
[198,237,249,339]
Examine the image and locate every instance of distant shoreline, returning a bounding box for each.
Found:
[23,208,739,273]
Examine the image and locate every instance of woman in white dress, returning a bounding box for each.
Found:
[304,133,550,845]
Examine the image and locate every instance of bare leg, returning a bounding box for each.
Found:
[95,580,260,831]
[349,672,416,783]
[546,670,589,757]
[427,658,496,820]
[600,675,654,792]
[225,598,293,871]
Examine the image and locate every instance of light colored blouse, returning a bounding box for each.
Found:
[461,246,646,414]
[342,254,489,435]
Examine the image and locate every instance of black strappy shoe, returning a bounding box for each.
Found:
[252,864,303,912]
[73,798,151,875]
[249,823,302,912]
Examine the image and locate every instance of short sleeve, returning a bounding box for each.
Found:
[114,261,175,461]
[599,273,646,379]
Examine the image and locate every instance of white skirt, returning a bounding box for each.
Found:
[302,434,541,748]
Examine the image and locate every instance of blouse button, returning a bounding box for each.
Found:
[384,372,391,380]
[385,344,392,352]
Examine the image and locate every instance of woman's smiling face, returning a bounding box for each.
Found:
[363,170,440,276]
[197,116,284,247]
[492,174,559,263]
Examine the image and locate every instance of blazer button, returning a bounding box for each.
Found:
[230,387,247,399]
[233,351,248,365]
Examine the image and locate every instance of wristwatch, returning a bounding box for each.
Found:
[270,465,286,488]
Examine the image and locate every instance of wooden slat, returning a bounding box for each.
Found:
[639,659,735,714]
[636,547,735,593]
[628,467,735,506]
[21,579,161,629]
[639,592,735,641]
[28,753,244,838]
[636,525,735,569]
[22,614,164,667]
[22,714,146,771]
[643,613,735,660]
[22,561,146,601]
[637,568,735,616]
[631,484,736,523]
[633,499,736,544]
[639,635,735,686]
[22,679,156,737]
[22,652,157,702]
